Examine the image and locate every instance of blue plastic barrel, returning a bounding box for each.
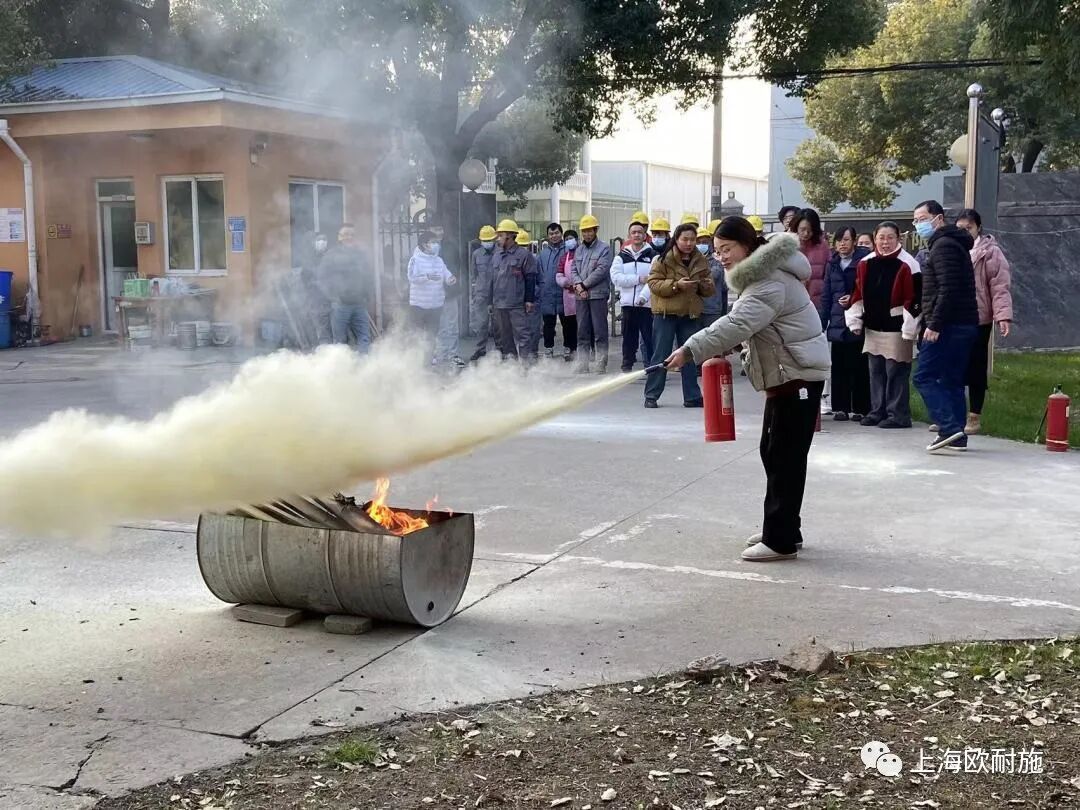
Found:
[0,270,12,349]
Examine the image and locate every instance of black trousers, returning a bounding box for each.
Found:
[620,306,654,371]
[830,340,871,415]
[760,381,825,554]
[966,323,993,414]
[543,313,577,350]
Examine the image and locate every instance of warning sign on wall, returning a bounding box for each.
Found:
[0,208,25,242]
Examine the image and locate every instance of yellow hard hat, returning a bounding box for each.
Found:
[707,219,722,234]
[630,210,649,227]
[478,225,497,241]
[747,215,765,233]
[496,218,519,234]
[651,217,671,233]
[697,223,714,238]
[579,214,600,231]
[681,212,700,226]
[516,229,531,246]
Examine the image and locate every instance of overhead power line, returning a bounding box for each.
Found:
[476,57,1046,89]
[737,57,1045,83]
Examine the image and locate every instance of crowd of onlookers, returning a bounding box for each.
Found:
[283,197,1012,454]
[776,201,1013,450]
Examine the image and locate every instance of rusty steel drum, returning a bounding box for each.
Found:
[196,510,474,627]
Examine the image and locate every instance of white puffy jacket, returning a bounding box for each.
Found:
[610,243,656,307]
[407,247,454,309]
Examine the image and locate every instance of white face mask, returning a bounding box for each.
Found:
[314,239,328,252]
[564,238,578,251]
[652,237,667,249]
[481,241,495,250]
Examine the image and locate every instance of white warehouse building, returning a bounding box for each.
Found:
[592,160,768,236]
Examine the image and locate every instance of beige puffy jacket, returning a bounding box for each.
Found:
[684,233,830,391]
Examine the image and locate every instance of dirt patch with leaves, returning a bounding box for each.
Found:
[99,639,1080,810]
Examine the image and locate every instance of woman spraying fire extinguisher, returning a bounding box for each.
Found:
[664,217,830,562]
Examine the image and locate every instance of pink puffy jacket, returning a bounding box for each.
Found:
[971,234,1013,326]
[554,251,578,317]
[799,239,832,311]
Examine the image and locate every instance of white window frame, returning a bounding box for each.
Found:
[289,178,347,232]
[161,174,227,277]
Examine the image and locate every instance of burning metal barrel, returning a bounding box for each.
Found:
[196,493,474,627]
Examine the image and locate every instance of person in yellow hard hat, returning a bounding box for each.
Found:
[630,210,650,228]
[681,213,700,228]
[468,225,501,362]
[491,219,539,362]
[746,215,765,236]
[516,228,544,357]
[569,214,613,372]
[698,222,728,330]
[650,217,671,251]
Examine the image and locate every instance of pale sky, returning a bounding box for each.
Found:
[590,78,771,179]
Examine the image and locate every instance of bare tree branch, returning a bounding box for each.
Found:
[454,44,559,152]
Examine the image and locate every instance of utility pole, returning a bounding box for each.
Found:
[709,80,724,221]
[964,83,983,209]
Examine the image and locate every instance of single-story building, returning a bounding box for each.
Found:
[0,55,385,342]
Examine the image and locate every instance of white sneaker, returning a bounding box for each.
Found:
[929,423,939,433]
[741,542,798,562]
[745,532,802,550]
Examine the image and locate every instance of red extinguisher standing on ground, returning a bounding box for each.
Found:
[702,356,736,442]
[1045,386,1071,452]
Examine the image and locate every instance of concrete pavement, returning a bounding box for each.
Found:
[2,341,1079,806]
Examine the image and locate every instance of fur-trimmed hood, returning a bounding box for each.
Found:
[726,233,808,294]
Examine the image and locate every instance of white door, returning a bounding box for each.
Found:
[101,202,137,331]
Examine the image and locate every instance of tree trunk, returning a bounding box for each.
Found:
[1021,139,1044,173]
[1003,153,1016,173]
[433,150,467,277]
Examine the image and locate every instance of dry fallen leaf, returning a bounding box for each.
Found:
[601,787,617,802]
[550,799,572,808]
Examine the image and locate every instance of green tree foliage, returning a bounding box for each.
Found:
[980,0,1080,109]
[789,0,1080,211]
[248,0,880,225]
[21,0,171,58]
[472,99,586,206]
[6,0,878,221]
[0,2,46,85]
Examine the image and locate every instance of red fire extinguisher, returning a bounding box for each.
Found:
[1045,386,1071,452]
[702,356,736,442]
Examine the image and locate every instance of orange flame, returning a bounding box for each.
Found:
[366,478,431,536]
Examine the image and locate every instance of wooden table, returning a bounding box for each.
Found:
[114,289,217,348]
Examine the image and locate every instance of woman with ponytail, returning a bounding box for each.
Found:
[664,217,830,562]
